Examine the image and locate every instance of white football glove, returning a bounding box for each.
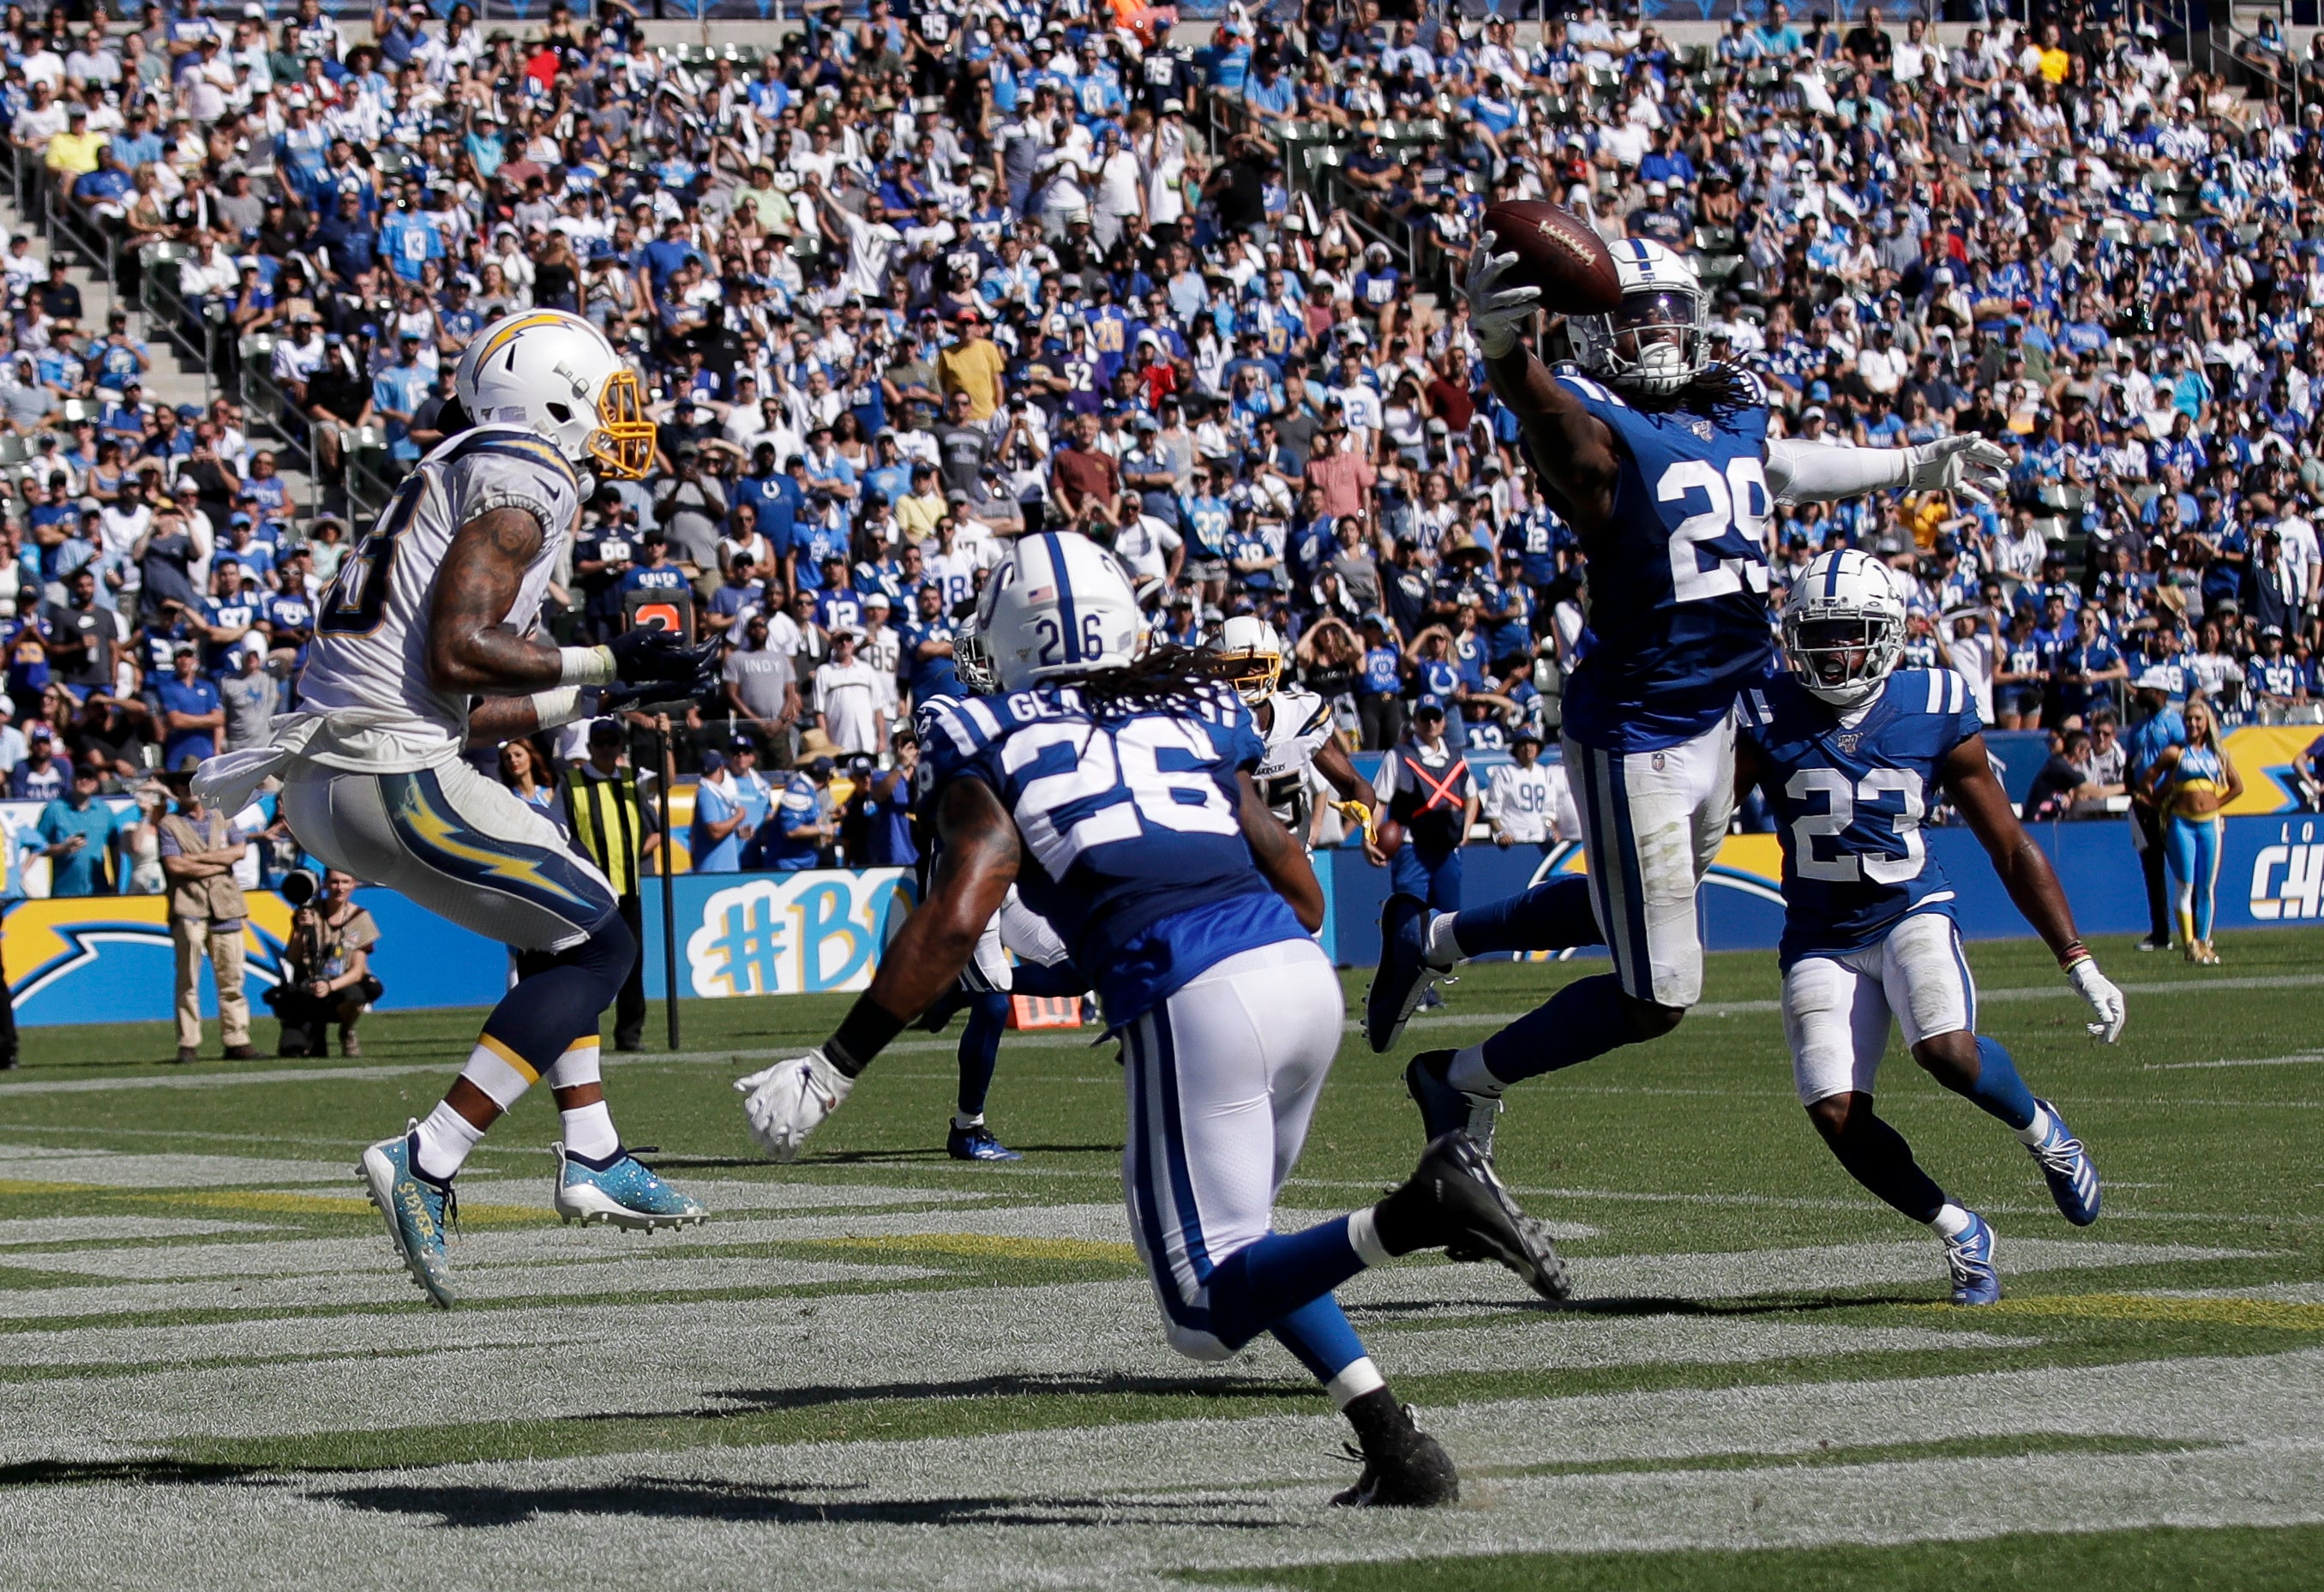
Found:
[2065,956,2126,1044]
[1461,237,1542,360]
[1904,435,2012,503]
[735,1047,855,1162]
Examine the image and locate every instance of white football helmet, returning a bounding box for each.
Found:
[952,610,997,694]
[453,309,657,479]
[1783,548,1907,707]
[1210,615,1284,705]
[976,531,1144,691]
[1569,238,1708,396]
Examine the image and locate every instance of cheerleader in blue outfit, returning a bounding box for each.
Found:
[2141,696,2243,965]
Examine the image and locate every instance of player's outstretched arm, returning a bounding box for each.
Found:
[1239,770,1325,931]
[1463,243,1620,535]
[1942,735,2126,1042]
[736,778,1022,1162]
[1763,434,2010,506]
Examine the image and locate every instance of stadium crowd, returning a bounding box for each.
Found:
[1,0,2322,888]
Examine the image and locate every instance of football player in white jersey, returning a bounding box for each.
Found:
[736,532,1566,1505]
[196,310,718,1308]
[1208,616,1378,851]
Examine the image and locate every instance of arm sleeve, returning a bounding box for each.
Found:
[1762,437,1911,504]
[441,444,582,539]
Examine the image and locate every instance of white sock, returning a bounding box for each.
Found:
[1324,1356,1386,1409]
[412,1101,483,1184]
[1346,1207,1395,1268]
[1927,1202,1973,1240]
[1444,1043,1504,1097]
[1423,911,1463,969]
[952,1111,985,1132]
[561,1101,620,1162]
[2015,1103,2053,1147]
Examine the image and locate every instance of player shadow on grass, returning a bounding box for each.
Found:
[1346,1292,1931,1321]
[585,1370,1318,1424]
[322,1475,1282,1529]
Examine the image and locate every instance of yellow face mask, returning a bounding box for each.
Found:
[588,367,656,479]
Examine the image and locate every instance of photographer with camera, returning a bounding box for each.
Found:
[267,868,383,1057]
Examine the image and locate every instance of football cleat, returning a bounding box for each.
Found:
[2026,1099,2100,1227]
[1330,1404,1459,1508]
[1942,1211,2001,1306]
[552,1142,708,1229]
[946,1122,1024,1162]
[357,1121,457,1309]
[1365,892,1444,1054]
[1383,1132,1570,1301]
[1406,1049,1502,1158]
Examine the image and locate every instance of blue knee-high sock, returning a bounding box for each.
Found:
[1008,960,1088,999]
[957,991,1010,1117]
[1269,1294,1370,1384]
[1950,1035,2039,1132]
[1204,1216,1370,1351]
[1823,1109,1949,1224]
[1478,972,1648,1086]
[1450,875,1605,958]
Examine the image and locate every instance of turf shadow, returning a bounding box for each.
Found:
[322,1475,1282,1529]
[1347,1291,1932,1321]
[593,1370,1317,1422]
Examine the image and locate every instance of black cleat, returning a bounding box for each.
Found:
[1330,1403,1459,1508]
[1384,1132,1570,1301]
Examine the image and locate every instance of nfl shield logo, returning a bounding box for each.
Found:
[1835,732,1862,755]
[1690,418,1714,441]
[1652,752,1667,771]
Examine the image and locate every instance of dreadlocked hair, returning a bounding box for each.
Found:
[1619,360,1765,419]
[1060,645,1245,703]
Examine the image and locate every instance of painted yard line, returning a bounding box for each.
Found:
[0,1217,276,1247]
[2145,1052,2324,1071]
[5,1349,2323,1589]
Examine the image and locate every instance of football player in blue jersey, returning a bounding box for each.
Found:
[1738,550,2126,1303]
[1368,235,2012,1156]
[735,532,1566,1505]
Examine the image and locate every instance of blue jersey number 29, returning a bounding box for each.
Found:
[1656,458,1772,604]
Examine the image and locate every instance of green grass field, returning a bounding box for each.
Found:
[0,928,2319,1589]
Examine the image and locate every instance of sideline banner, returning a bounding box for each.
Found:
[9,822,2322,1027]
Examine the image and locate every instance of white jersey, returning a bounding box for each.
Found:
[1484,759,1578,844]
[297,427,584,771]
[1252,688,1336,832]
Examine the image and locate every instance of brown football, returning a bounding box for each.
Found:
[1480,201,1624,315]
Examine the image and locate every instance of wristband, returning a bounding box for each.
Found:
[2058,940,2090,970]
[525,686,588,730]
[825,994,908,1077]
[558,645,617,688]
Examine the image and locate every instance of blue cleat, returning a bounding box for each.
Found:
[553,1143,708,1229]
[1366,892,1444,1054]
[947,1122,1024,1162]
[2026,1098,2100,1227]
[1942,1211,2001,1306]
[1405,1049,1501,1158]
[357,1121,457,1309]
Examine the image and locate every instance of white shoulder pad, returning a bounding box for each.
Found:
[438,432,583,542]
